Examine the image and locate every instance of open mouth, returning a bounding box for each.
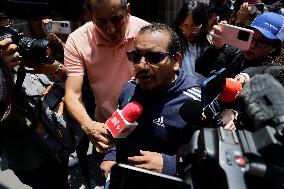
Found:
[137,74,153,83]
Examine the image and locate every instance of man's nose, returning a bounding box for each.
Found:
[104,21,116,35]
[135,57,150,69]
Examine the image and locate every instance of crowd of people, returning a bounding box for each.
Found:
[0,0,283,188]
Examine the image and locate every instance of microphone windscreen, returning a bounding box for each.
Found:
[218,78,242,103]
[121,101,143,123]
[179,100,204,126]
[242,74,284,129]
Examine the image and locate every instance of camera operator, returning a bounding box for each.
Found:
[195,12,284,78]
[0,13,71,188]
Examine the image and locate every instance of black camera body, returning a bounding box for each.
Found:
[0,25,54,64]
[177,126,284,189]
[177,74,284,189]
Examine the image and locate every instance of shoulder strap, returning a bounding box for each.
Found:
[0,62,13,122]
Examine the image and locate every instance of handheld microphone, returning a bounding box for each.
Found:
[179,100,205,126]
[105,101,143,138]
[218,78,242,103]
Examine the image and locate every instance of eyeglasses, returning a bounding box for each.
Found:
[126,50,174,65]
[181,24,202,33]
[251,37,273,48]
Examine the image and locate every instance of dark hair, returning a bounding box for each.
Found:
[86,0,127,14]
[173,1,209,54]
[262,40,283,65]
[139,23,182,55]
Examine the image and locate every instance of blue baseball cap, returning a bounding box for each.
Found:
[250,12,284,42]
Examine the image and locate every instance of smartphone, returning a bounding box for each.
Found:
[219,23,254,51]
[45,21,71,34]
[201,68,226,109]
[109,163,189,189]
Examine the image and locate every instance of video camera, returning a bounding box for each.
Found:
[177,73,284,189]
[0,25,54,64]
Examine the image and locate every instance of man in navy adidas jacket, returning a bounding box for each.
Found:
[101,23,203,178]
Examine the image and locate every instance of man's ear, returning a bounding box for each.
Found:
[173,52,182,71]
[127,3,131,14]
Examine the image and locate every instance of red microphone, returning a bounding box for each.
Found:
[105,101,143,138]
[218,78,242,103]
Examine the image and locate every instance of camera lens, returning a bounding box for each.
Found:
[237,30,250,42]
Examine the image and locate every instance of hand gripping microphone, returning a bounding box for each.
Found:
[218,78,242,103]
[105,101,143,138]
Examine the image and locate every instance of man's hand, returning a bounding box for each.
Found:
[83,121,115,153]
[236,2,253,26]
[127,150,163,173]
[210,21,227,49]
[0,38,21,69]
[219,109,237,131]
[100,160,117,179]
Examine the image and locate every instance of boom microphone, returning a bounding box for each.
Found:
[242,74,284,129]
[105,101,143,138]
[179,100,205,126]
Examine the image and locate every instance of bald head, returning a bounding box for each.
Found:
[87,0,127,13]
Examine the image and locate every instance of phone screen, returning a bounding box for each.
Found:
[201,68,226,109]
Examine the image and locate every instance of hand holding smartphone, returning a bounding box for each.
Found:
[219,23,254,51]
[45,21,71,34]
[248,3,265,14]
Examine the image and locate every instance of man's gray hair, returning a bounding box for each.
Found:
[139,23,182,54]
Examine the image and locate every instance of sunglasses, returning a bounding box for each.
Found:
[126,50,175,65]
[251,37,273,49]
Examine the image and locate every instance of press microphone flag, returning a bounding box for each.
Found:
[105,101,143,138]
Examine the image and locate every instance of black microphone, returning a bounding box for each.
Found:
[242,74,284,130]
[179,100,206,127]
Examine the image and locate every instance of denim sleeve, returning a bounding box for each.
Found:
[103,146,117,161]
[162,154,176,176]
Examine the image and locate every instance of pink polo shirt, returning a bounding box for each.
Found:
[64,16,149,122]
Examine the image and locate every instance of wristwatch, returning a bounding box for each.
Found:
[54,63,64,74]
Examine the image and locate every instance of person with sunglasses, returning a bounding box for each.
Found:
[100,23,207,186]
[173,1,210,84]
[195,12,284,78]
